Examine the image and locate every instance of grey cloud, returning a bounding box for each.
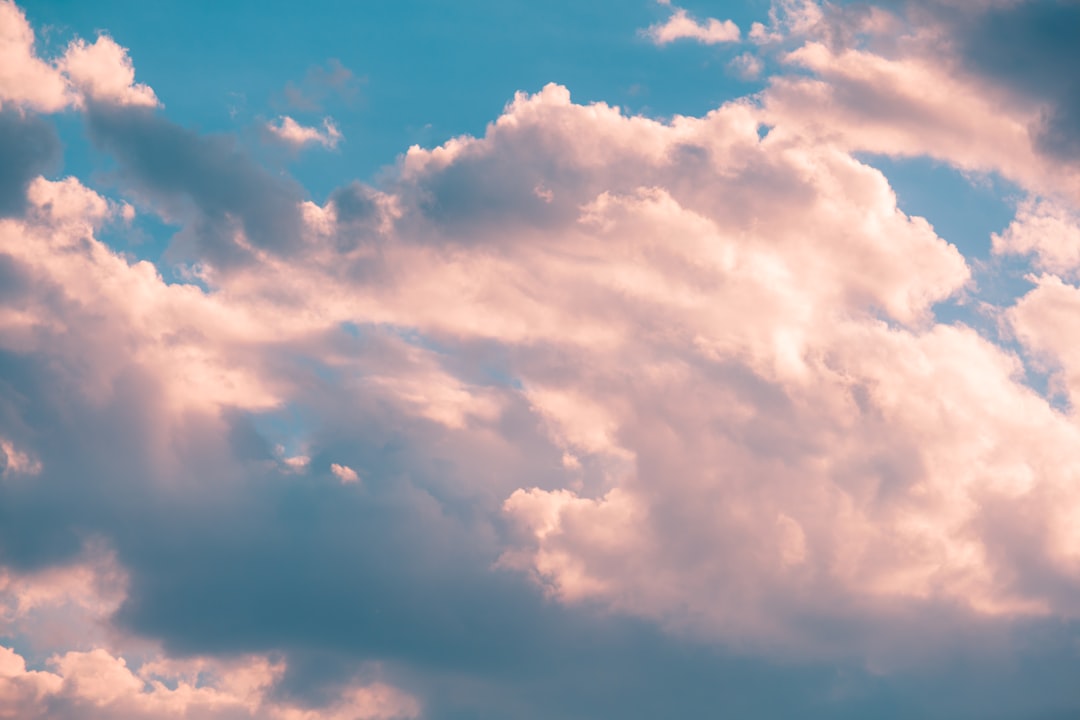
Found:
[0,109,60,217]
[83,103,306,267]
[953,0,1080,161]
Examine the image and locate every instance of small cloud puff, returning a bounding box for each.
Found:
[266,116,343,150]
[643,3,740,46]
[275,445,311,473]
[331,463,360,484]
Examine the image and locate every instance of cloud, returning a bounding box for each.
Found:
[763,38,1080,202]
[748,0,826,44]
[82,104,306,268]
[941,0,1080,161]
[59,36,159,109]
[0,645,420,720]
[643,4,740,45]
[0,0,71,112]
[330,463,359,484]
[267,116,343,150]
[0,109,59,217]
[0,436,40,477]
[993,198,1080,278]
[0,2,158,112]
[728,51,764,79]
[5,1,1080,718]
[175,81,1080,654]
[0,543,420,720]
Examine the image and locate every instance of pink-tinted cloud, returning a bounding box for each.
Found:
[643,4,740,46]
[760,14,1080,204]
[0,2,157,112]
[59,36,159,109]
[993,199,1080,278]
[0,0,71,111]
[266,116,342,150]
[7,0,1080,695]
[0,437,40,478]
[0,644,420,720]
[0,548,420,720]
[330,463,360,484]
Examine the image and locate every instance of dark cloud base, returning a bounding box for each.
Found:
[83,103,305,268]
[0,109,60,217]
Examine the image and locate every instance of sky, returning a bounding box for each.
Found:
[1,0,1080,718]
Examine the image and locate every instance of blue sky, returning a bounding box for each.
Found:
[25,0,770,189]
[3,1,1080,718]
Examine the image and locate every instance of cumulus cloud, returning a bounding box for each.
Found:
[0,1,69,111]
[191,82,1080,654]
[59,36,159,109]
[993,198,1080,278]
[0,1,157,112]
[643,3,740,45]
[266,116,343,150]
[0,645,420,720]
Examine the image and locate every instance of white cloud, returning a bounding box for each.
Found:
[0,1,156,111]
[764,40,1080,203]
[330,463,360,484]
[643,5,740,46]
[7,0,1080,676]
[266,116,343,150]
[0,0,72,111]
[59,36,159,108]
[993,199,1080,278]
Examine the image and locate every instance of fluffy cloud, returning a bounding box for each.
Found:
[5,1,1080,718]
[182,81,1080,658]
[12,72,1074,657]
[0,1,71,112]
[59,36,159,109]
[0,1,158,112]
[993,198,1080,278]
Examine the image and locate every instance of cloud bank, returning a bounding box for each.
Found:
[3,0,1080,718]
